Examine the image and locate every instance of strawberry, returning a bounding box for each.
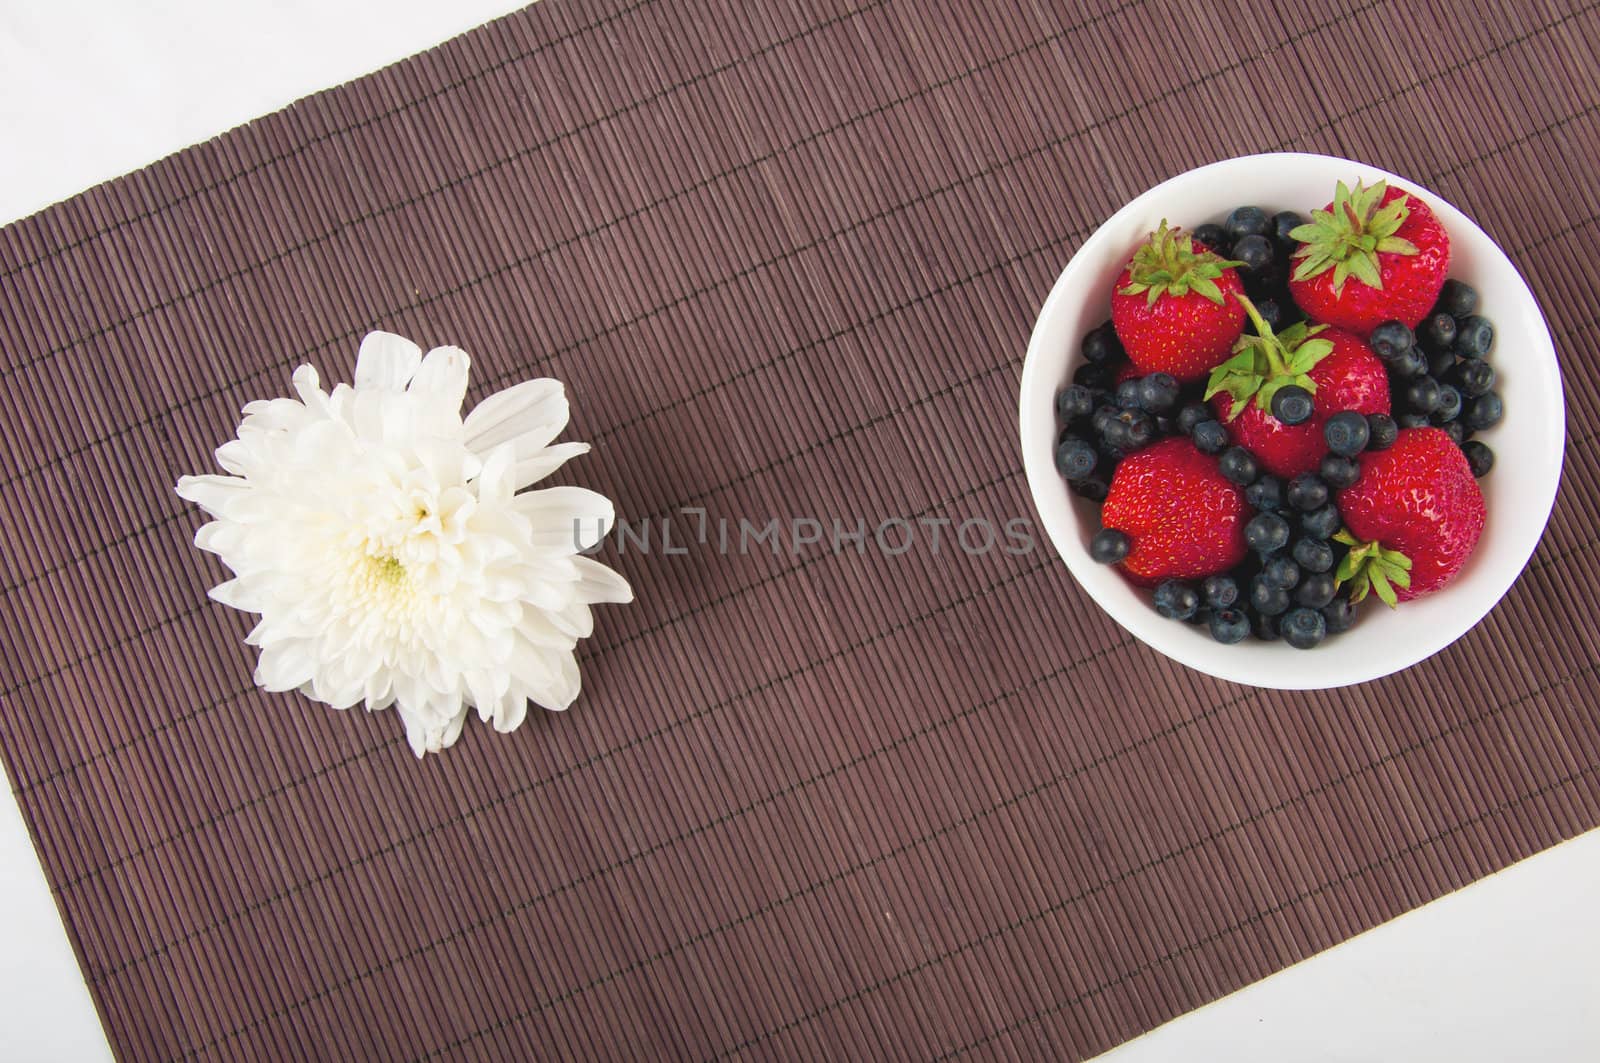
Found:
[1287,179,1450,333]
[1207,297,1390,479]
[1335,427,1486,605]
[1111,220,1246,382]
[1100,437,1248,585]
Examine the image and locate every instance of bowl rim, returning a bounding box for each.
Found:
[1018,151,1566,689]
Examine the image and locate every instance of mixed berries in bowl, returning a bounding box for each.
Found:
[1019,154,1564,689]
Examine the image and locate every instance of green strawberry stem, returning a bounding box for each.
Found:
[1287,179,1420,293]
[1119,220,1243,307]
[1203,293,1333,421]
[1333,530,1413,608]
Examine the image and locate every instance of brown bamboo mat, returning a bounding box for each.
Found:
[3,0,1599,1058]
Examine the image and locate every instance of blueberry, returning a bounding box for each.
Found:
[1263,555,1301,589]
[1282,607,1327,649]
[1462,391,1504,431]
[1321,596,1358,634]
[1293,538,1334,573]
[1192,419,1229,455]
[1246,475,1285,513]
[1202,574,1240,609]
[1074,362,1114,389]
[1454,315,1494,359]
[1220,446,1260,485]
[1365,413,1398,451]
[1440,420,1467,445]
[1255,296,1287,332]
[1177,402,1212,435]
[1427,347,1458,380]
[1082,323,1124,364]
[1271,210,1306,246]
[1324,411,1370,456]
[1108,409,1155,450]
[1232,234,1276,276]
[1209,607,1250,644]
[1245,511,1291,554]
[1139,372,1181,414]
[1395,411,1430,429]
[1295,572,1338,609]
[1286,473,1330,512]
[1419,312,1458,353]
[1056,385,1096,423]
[1462,439,1495,477]
[1432,384,1463,423]
[1225,205,1271,241]
[1368,320,1415,362]
[1070,478,1110,503]
[1450,359,1496,398]
[1390,347,1428,379]
[1300,503,1341,540]
[1250,574,1292,615]
[1435,279,1479,319]
[1319,454,1360,490]
[1090,528,1131,563]
[1092,404,1121,437]
[1404,376,1442,415]
[1116,377,1144,409]
[1270,384,1314,426]
[1196,222,1231,254]
[1253,610,1282,641]
[1154,580,1201,621]
[1055,434,1098,479]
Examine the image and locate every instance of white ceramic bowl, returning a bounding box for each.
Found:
[1019,153,1565,689]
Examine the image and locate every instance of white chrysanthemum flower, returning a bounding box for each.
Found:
[176,331,633,756]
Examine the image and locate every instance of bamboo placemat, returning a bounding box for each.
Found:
[3,0,1599,1058]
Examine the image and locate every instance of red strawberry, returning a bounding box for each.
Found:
[1101,437,1248,585]
[1288,179,1450,333]
[1207,298,1390,479]
[1111,220,1246,382]
[1335,428,1485,604]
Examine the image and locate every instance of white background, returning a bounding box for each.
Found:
[2,2,1596,1059]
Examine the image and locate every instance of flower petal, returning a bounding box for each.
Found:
[410,346,471,425]
[354,331,422,391]
[513,486,616,552]
[511,441,590,490]
[462,379,569,452]
[572,556,634,604]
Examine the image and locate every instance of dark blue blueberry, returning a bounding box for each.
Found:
[1319,454,1360,490]
[1193,222,1230,255]
[1270,384,1314,426]
[1454,315,1494,359]
[1116,408,1157,450]
[1390,347,1428,379]
[1253,610,1282,641]
[1404,376,1442,415]
[1139,372,1181,414]
[1271,210,1307,247]
[1232,234,1276,277]
[1209,607,1251,644]
[1202,574,1240,609]
[1089,528,1131,563]
[1432,384,1463,424]
[1177,402,1212,436]
[1462,440,1495,477]
[1116,377,1145,410]
[1081,322,1124,364]
[1154,580,1201,621]
[1245,511,1291,554]
[1419,312,1458,353]
[1225,206,1271,241]
[1435,279,1479,319]
[1295,572,1338,609]
[1246,474,1285,513]
[1395,411,1430,429]
[1462,391,1503,431]
[1263,555,1301,589]
[1255,296,1287,332]
[1092,404,1121,437]
[1324,411,1370,456]
[1450,359,1496,398]
[1250,574,1292,616]
[1321,596,1358,634]
[1365,413,1398,451]
[1220,446,1260,485]
[1056,385,1096,424]
[1292,538,1334,573]
[1300,504,1342,540]
[1427,347,1458,379]
[1282,607,1327,649]
[1070,478,1110,503]
[1368,320,1415,362]
[1286,473,1330,512]
[1055,433,1098,479]
[1074,362,1114,389]
[1192,419,1229,455]
[1440,420,1467,445]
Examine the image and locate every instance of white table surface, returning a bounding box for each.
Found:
[2,3,1596,1060]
